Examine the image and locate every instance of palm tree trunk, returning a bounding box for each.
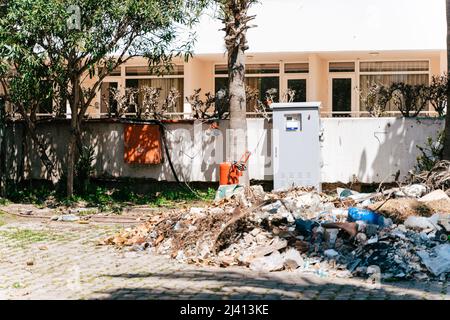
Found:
[228,44,249,185]
[66,76,79,197]
[443,0,450,160]
[221,0,257,186]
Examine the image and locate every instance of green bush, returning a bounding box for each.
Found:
[416,130,444,172]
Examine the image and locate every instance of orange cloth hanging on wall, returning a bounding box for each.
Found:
[124,124,162,164]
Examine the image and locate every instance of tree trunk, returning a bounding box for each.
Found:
[15,105,56,181]
[0,98,6,197]
[66,76,79,197]
[228,45,249,185]
[443,0,450,160]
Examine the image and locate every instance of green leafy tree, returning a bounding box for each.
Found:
[0,0,207,196]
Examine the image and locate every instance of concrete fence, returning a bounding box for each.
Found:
[4,117,444,184]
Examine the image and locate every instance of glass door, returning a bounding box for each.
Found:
[284,75,308,102]
[330,75,355,117]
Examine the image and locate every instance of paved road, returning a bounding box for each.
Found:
[0,215,448,300]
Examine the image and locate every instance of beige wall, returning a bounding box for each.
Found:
[81,50,446,117]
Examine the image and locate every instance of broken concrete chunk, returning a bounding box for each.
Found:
[261,200,284,214]
[283,248,304,270]
[241,237,288,264]
[249,251,284,272]
[324,249,339,259]
[285,192,323,218]
[250,228,261,237]
[417,244,450,276]
[250,185,266,202]
[419,189,450,202]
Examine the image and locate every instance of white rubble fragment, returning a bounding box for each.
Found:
[255,234,268,244]
[283,248,304,270]
[284,193,324,219]
[324,229,339,246]
[367,235,378,244]
[404,215,439,231]
[250,185,266,201]
[209,207,225,215]
[57,214,79,222]
[250,228,261,237]
[366,265,380,275]
[261,201,283,214]
[175,250,186,261]
[173,221,182,231]
[324,249,339,259]
[395,184,427,198]
[189,207,205,215]
[419,189,450,202]
[249,251,285,272]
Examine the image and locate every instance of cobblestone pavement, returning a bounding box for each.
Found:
[0,214,449,300]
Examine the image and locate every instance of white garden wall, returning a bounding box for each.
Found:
[6,117,444,184]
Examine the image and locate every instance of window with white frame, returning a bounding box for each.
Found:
[359,60,430,112]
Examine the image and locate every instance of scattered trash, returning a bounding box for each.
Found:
[101,184,450,280]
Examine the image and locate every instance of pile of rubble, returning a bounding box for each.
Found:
[101,183,450,281]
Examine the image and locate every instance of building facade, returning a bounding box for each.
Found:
[89,0,447,118]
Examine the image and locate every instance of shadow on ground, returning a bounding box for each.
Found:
[95,268,446,300]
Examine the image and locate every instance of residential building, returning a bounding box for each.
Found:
[89,0,447,118]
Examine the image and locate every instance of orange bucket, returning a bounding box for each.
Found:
[219,162,232,185]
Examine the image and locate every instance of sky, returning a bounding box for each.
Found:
[192,0,447,54]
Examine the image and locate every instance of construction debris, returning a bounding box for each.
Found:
[101,182,450,281]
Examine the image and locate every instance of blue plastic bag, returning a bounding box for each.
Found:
[347,207,384,226]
